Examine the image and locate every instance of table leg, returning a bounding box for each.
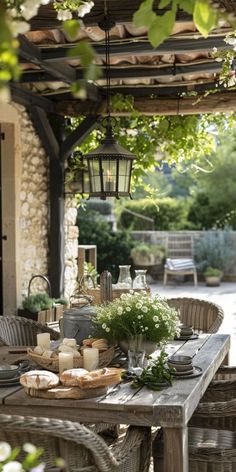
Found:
[163,426,188,472]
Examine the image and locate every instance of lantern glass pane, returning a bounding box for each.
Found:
[88,159,101,192]
[118,159,131,192]
[102,159,117,192]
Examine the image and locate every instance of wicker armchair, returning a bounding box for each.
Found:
[0,414,151,472]
[153,370,236,472]
[166,297,224,333]
[0,315,60,346]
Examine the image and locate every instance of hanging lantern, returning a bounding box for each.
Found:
[84,16,136,200]
[86,119,135,199]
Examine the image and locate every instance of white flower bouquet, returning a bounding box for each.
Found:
[94,291,180,344]
[0,441,64,472]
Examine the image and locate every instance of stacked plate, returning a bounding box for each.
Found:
[0,361,30,387]
[175,324,199,340]
[168,355,202,379]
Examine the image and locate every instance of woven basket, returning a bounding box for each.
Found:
[27,347,115,373]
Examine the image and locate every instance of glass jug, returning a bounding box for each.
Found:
[133,269,147,289]
[117,265,132,288]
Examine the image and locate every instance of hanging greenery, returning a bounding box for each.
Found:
[1,1,236,101]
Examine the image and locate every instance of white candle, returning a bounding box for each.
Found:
[83,348,99,371]
[37,333,50,349]
[63,338,76,348]
[59,352,74,374]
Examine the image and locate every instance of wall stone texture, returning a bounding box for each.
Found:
[13,103,78,301]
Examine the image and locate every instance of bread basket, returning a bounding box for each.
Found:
[27,347,115,373]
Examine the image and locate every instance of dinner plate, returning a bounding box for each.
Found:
[172,366,202,379]
[175,333,199,341]
[0,375,21,387]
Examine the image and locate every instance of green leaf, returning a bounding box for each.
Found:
[133,0,156,27]
[178,0,195,14]
[63,19,80,41]
[159,0,171,8]
[148,10,175,47]
[193,0,217,37]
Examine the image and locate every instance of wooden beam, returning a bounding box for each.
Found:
[60,116,101,160]
[19,35,76,83]
[10,83,55,113]
[30,0,236,29]
[55,91,236,116]
[41,36,229,61]
[30,106,60,160]
[22,60,221,82]
[30,1,192,30]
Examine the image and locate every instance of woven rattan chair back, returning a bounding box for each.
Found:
[0,414,151,472]
[0,315,60,346]
[166,297,224,333]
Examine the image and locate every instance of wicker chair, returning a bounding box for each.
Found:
[153,370,236,471]
[0,414,151,472]
[166,297,224,333]
[0,315,60,346]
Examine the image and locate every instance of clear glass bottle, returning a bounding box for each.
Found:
[133,269,147,289]
[117,265,132,288]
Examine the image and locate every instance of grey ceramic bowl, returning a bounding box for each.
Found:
[0,364,19,379]
[168,355,192,365]
[168,361,193,372]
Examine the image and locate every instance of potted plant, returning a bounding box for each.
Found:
[93,290,180,355]
[131,243,166,266]
[204,267,223,287]
[18,293,68,324]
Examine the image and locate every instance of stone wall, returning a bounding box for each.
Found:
[64,197,79,300]
[15,103,49,297]
[11,103,78,302]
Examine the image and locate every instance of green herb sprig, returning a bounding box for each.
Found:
[130,351,175,390]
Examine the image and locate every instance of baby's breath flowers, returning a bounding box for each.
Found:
[94,291,180,344]
[0,441,44,472]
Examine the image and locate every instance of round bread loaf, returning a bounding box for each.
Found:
[20,370,59,390]
[60,368,88,386]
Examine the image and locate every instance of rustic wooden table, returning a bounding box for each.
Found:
[0,334,230,472]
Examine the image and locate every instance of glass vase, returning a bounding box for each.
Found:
[117,265,132,288]
[128,334,146,375]
[133,269,147,289]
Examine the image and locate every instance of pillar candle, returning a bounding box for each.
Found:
[36,333,50,349]
[59,352,74,375]
[83,348,99,371]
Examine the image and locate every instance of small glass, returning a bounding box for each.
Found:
[133,269,147,289]
[128,349,145,375]
[117,265,132,288]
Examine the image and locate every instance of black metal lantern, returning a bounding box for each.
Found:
[85,16,136,200]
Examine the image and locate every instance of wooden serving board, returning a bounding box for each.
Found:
[25,385,107,400]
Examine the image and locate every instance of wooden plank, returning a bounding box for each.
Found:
[10,84,54,114]
[0,386,22,404]
[30,1,193,30]
[163,426,188,472]
[59,91,236,116]
[60,116,101,160]
[19,35,76,84]
[30,106,59,160]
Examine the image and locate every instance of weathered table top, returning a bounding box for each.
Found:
[0,334,230,472]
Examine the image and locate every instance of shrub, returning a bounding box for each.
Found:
[118,198,188,230]
[77,208,134,281]
[195,230,236,273]
[84,200,113,215]
[22,293,54,313]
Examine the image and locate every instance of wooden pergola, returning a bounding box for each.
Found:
[12,0,236,297]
